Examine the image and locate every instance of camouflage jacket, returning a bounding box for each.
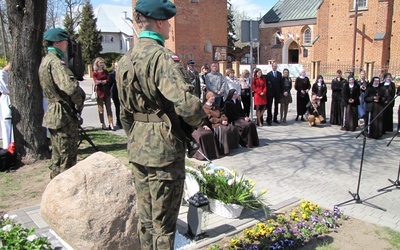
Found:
[39,50,85,129]
[117,38,206,167]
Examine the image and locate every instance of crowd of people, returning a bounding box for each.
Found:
[187,61,260,161]
[185,61,399,161]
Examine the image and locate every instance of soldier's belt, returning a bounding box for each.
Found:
[134,112,163,122]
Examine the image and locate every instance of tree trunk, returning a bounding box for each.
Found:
[6,0,49,163]
[0,5,9,59]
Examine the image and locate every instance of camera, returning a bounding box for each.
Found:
[64,38,85,81]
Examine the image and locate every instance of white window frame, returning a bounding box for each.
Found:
[354,0,367,8]
[303,28,312,44]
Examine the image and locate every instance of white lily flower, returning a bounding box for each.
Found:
[228,179,234,185]
[9,214,17,221]
[3,214,9,219]
[2,224,12,232]
[26,235,38,242]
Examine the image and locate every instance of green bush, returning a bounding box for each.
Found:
[99,52,124,71]
[0,214,51,249]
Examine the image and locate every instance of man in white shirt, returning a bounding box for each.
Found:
[205,63,226,107]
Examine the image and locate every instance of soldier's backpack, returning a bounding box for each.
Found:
[0,148,16,172]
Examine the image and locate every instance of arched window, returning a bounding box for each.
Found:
[303,28,312,44]
[204,40,212,53]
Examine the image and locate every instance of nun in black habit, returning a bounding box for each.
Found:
[364,77,388,139]
[223,89,259,148]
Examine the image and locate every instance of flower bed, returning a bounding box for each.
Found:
[208,200,348,249]
[0,214,51,249]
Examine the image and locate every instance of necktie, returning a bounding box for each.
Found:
[273,71,276,78]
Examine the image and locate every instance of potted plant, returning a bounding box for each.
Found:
[186,165,267,218]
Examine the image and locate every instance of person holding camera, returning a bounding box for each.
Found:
[116,1,206,249]
[39,28,85,179]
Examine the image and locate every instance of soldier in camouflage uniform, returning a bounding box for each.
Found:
[116,0,206,249]
[39,28,85,179]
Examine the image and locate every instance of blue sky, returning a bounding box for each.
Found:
[90,0,278,19]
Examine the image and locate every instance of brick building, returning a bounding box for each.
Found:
[131,0,227,69]
[260,0,400,79]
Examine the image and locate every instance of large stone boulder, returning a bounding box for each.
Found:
[40,152,139,250]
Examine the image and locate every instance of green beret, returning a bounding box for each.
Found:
[135,0,176,20]
[44,28,69,42]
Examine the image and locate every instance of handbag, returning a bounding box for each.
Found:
[91,82,97,101]
[90,83,98,101]
[91,91,97,101]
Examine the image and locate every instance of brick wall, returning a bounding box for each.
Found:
[259,24,317,66]
[131,0,227,71]
[389,0,400,74]
[261,0,400,77]
[314,0,398,73]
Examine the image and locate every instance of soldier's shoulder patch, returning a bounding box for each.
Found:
[171,54,180,63]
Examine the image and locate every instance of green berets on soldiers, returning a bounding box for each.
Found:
[39,28,85,179]
[117,0,206,249]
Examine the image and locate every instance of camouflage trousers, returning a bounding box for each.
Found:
[48,121,79,178]
[131,161,185,250]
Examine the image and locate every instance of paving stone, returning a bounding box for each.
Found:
[6,88,400,250]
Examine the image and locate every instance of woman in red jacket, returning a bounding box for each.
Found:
[92,57,115,131]
[252,68,267,126]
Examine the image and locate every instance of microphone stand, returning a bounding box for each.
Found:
[335,91,398,211]
[377,162,400,192]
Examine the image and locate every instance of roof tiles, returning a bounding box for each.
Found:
[261,0,323,23]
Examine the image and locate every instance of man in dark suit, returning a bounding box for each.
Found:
[264,62,284,124]
[187,60,201,99]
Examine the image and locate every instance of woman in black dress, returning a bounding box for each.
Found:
[224,89,259,148]
[382,73,396,132]
[311,75,327,123]
[238,69,252,116]
[342,75,360,131]
[330,70,347,125]
[279,68,292,123]
[364,77,388,139]
[294,70,311,121]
